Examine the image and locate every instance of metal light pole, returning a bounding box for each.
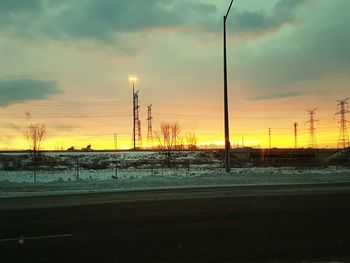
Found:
[223,0,233,172]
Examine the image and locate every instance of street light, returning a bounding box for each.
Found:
[223,0,234,172]
[129,77,138,150]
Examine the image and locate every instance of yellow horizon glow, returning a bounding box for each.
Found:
[1,128,342,151]
[0,92,347,151]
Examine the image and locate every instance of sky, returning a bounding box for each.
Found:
[0,0,349,150]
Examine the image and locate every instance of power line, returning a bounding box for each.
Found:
[0,123,339,134]
[0,114,131,119]
[0,109,338,122]
[0,101,129,107]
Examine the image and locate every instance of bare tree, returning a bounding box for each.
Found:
[157,123,181,150]
[186,133,198,150]
[176,136,185,150]
[156,123,181,166]
[24,124,46,182]
[24,123,46,154]
[172,123,181,147]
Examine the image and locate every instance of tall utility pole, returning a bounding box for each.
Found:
[305,108,319,149]
[223,0,234,172]
[147,104,153,146]
[268,128,272,149]
[335,97,350,148]
[294,122,298,149]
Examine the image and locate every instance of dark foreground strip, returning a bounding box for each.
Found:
[0,234,73,243]
[1,184,350,262]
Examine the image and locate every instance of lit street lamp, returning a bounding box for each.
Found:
[223,0,234,173]
[129,77,138,150]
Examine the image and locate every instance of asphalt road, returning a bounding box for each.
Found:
[1,183,350,262]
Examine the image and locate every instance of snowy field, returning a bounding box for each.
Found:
[0,151,350,197]
[1,167,350,197]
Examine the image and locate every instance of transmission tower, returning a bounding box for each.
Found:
[305,108,319,148]
[268,128,272,149]
[133,90,142,148]
[294,122,298,148]
[334,97,350,149]
[147,104,153,146]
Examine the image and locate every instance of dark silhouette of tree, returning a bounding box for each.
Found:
[24,123,46,182]
[186,133,198,150]
[156,123,181,167]
[176,136,185,150]
[24,123,46,153]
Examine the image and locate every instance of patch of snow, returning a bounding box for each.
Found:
[0,152,350,197]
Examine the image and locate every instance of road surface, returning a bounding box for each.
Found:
[1,183,350,262]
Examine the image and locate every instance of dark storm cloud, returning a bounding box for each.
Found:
[236,0,350,99]
[49,0,219,42]
[46,0,307,39]
[0,0,41,13]
[0,0,42,30]
[0,0,309,43]
[239,19,350,94]
[0,77,61,106]
[231,0,307,34]
[1,0,216,42]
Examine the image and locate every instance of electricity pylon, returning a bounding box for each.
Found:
[305,108,319,148]
[147,104,153,146]
[335,97,350,149]
[134,90,142,148]
[130,78,142,149]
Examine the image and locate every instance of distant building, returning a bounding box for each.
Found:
[82,144,93,151]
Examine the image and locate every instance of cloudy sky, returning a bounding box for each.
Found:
[0,0,349,149]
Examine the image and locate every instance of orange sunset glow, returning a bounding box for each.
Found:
[2,2,350,262]
[0,93,345,150]
[0,0,349,151]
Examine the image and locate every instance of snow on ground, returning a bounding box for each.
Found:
[0,151,350,197]
[1,167,350,197]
